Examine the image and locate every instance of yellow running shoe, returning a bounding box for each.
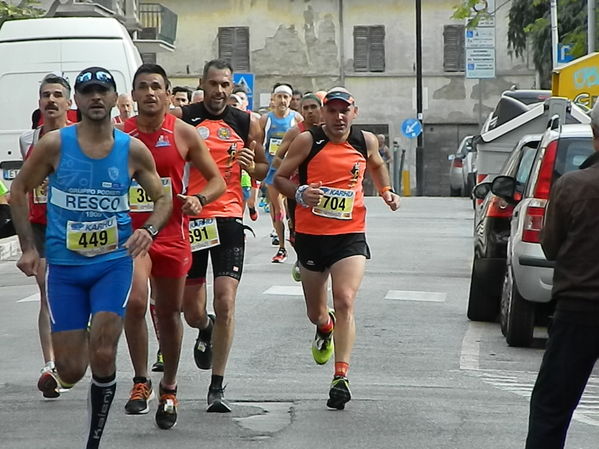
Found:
[311,310,335,365]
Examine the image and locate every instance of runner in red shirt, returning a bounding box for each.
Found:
[121,64,225,429]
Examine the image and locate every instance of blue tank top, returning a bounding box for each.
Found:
[46,125,132,265]
[263,111,297,162]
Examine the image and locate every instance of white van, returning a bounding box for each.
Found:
[0,17,142,183]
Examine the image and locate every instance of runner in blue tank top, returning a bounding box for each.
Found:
[10,67,172,449]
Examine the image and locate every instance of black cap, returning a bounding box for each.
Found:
[74,67,117,92]
[323,88,355,105]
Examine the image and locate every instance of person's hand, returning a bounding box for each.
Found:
[124,228,154,258]
[16,248,40,276]
[303,181,324,207]
[177,193,203,216]
[383,191,400,211]
[237,140,256,171]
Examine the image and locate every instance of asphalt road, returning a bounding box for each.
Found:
[1,197,598,449]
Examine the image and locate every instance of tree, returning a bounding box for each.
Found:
[453,0,588,88]
[0,0,44,27]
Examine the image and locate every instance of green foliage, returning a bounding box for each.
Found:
[451,0,493,29]
[0,1,44,26]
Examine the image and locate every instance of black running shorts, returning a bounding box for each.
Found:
[294,232,371,272]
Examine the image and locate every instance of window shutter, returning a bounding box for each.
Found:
[218,27,250,72]
[369,26,385,72]
[444,25,465,72]
[354,26,369,72]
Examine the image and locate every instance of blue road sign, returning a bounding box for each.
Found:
[401,118,423,139]
[557,44,574,64]
[233,73,255,111]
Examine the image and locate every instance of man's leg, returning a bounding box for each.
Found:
[36,258,53,365]
[267,184,287,262]
[123,255,153,414]
[526,316,599,449]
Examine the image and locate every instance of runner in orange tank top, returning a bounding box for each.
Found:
[172,59,268,413]
[119,63,225,429]
[275,87,400,411]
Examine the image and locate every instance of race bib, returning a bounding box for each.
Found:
[66,217,118,257]
[189,218,220,252]
[312,187,355,220]
[33,180,48,204]
[268,137,282,155]
[129,178,172,212]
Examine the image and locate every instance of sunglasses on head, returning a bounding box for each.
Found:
[76,71,113,84]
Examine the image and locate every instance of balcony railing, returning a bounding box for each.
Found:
[138,3,177,45]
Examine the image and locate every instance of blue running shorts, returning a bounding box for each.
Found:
[46,257,133,332]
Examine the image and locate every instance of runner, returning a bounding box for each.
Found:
[113,93,134,124]
[259,83,303,263]
[121,64,225,429]
[10,66,171,449]
[290,89,303,112]
[274,87,400,410]
[172,59,268,412]
[18,74,72,398]
[273,92,323,281]
[171,86,191,108]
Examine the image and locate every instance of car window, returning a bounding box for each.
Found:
[554,137,594,180]
[500,143,524,175]
[515,146,537,189]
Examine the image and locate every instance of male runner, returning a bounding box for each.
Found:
[191,89,204,104]
[171,86,191,107]
[121,64,225,429]
[290,89,303,112]
[260,83,302,263]
[172,59,268,412]
[10,66,171,449]
[273,92,323,281]
[18,74,72,398]
[274,87,400,410]
[113,93,134,124]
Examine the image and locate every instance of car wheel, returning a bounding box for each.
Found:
[450,186,461,197]
[467,256,501,322]
[504,268,535,347]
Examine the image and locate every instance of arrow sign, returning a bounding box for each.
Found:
[401,118,423,139]
[233,73,255,111]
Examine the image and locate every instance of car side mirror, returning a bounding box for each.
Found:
[491,176,517,202]
[448,154,456,161]
[472,182,491,199]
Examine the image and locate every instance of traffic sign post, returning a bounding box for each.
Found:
[465,0,495,80]
[401,118,423,139]
[232,73,255,111]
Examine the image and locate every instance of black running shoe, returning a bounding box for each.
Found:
[194,314,215,370]
[207,386,231,413]
[125,379,154,415]
[151,350,164,372]
[155,385,178,429]
[326,376,351,410]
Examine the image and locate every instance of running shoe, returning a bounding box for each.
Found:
[194,314,215,370]
[272,247,287,263]
[248,207,258,221]
[312,310,335,365]
[291,260,301,282]
[327,376,351,410]
[151,350,164,372]
[125,379,154,415]
[155,384,178,429]
[207,386,231,413]
[37,366,61,398]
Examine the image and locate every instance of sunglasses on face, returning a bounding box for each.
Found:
[76,71,113,84]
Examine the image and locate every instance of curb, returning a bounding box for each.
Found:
[0,236,20,261]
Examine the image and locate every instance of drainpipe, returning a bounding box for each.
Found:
[339,0,345,85]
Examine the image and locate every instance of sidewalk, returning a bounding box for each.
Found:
[0,235,19,261]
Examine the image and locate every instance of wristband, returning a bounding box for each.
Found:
[194,193,207,206]
[295,184,310,208]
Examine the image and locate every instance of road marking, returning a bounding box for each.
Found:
[459,321,487,370]
[385,290,446,302]
[0,236,20,261]
[17,293,40,303]
[263,286,304,296]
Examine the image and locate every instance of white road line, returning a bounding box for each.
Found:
[459,321,487,370]
[263,286,304,296]
[385,290,446,302]
[17,293,40,303]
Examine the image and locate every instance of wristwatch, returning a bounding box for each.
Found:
[141,224,158,240]
[195,193,207,206]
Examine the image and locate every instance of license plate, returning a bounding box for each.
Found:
[3,169,19,180]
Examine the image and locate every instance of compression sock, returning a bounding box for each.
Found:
[334,362,349,378]
[210,375,224,390]
[86,372,116,449]
[317,315,334,335]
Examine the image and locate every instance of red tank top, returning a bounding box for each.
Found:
[26,128,46,224]
[125,114,188,241]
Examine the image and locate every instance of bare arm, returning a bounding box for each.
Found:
[11,131,60,275]
[171,106,183,119]
[272,126,301,169]
[240,114,268,181]
[126,138,173,257]
[176,119,226,215]
[365,131,400,211]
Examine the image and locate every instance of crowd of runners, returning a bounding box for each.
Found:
[9,60,400,448]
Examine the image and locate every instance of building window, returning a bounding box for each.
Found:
[218,27,250,72]
[353,26,385,72]
[443,25,465,72]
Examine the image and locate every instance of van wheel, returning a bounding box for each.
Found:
[467,257,500,322]
[504,268,535,347]
[450,186,462,197]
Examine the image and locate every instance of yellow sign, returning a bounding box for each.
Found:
[552,52,599,110]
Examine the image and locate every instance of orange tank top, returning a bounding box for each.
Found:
[295,126,368,235]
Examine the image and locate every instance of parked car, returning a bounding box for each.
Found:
[467,134,541,321]
[448,135,475,196]
[491,118,594,347]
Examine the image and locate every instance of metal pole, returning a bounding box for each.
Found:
[415,0,424,196]
[339,0,345,85]
[399,149,406,194]
[550,0,559,68]
[589,0,596,53]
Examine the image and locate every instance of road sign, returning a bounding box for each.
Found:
[465,27,495,48]
[401,118,422,139]
[466,48,496,79]
[557,43,574,64]
[233,72,255,111]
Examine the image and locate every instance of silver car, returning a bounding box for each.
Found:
[448,135,475,196]
[491,120,594,347]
